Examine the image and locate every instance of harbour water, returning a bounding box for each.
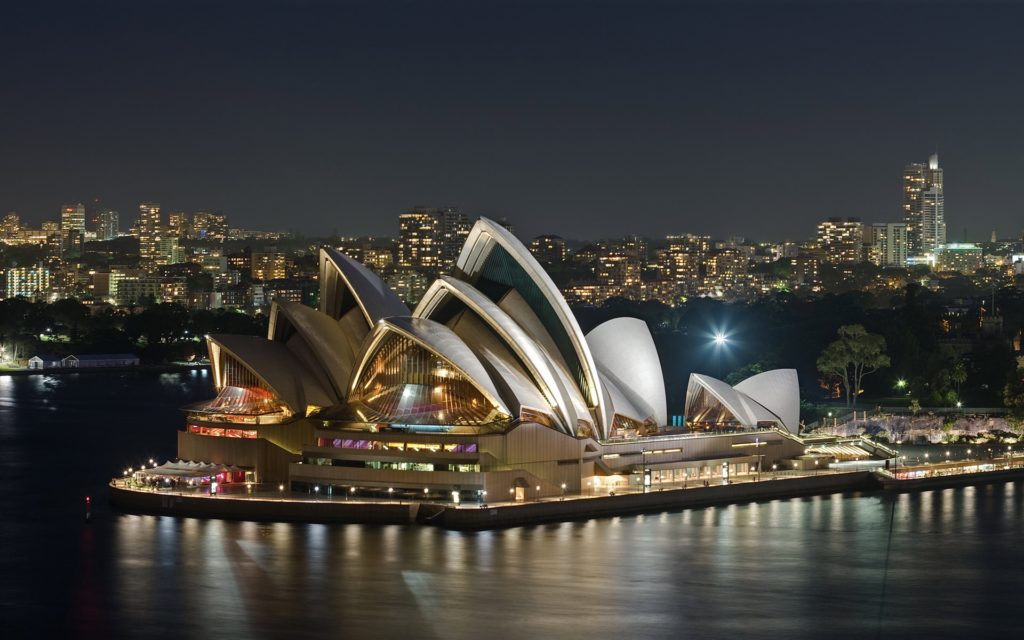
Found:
[1,371,1022,639]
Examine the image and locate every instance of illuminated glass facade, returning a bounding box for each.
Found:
[349,331,510,427]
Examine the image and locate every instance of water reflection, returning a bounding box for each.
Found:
[31,484,1023,639]
[2,373,1023,638]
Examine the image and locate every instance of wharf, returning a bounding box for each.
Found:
[876,460,1024,492]
[109,470,880,529]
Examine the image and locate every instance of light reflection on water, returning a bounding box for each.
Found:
[2,372,1023,638]
[50,484,1024,640]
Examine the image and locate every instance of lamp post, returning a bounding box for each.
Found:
[560,482,567,500]
[640,448,647,492]
[755,437,762,482]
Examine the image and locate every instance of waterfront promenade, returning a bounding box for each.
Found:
[110,451,1024,529]
[110,468,882,529]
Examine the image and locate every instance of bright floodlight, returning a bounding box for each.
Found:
[713,332,727,346]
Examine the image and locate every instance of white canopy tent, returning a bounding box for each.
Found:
[136,460,246,479]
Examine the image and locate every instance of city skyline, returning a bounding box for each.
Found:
[3,1,1024,240]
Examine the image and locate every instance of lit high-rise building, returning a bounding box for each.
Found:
[5,264,51,301]
[156,236,185,266]
[97,208,119,241]
[936,243,982,275]
[398,207,472,275]
[137,201,162,268]
[398,208,444,271]
[2,212,21,240]
[816,217,863,264]
[903,153,943,257]
[60,203,86,234]
[666,233,711,256]
[595,253,642,299]
[921,186,946,254]
[869,223,908,267]
[529,235,569,263]
[191,211,228,242]
[60,203,86,254]
[251,252,288,281]
[167,211,190,239]
[440,208,470,267]
[659,233,710,296]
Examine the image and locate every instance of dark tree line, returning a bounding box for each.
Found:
[0,298,267,364]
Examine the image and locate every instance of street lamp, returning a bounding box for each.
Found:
[560,482,567,500]
[535,485,541,501]
[640,448,647,492]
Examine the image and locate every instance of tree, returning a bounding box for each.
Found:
[1002,356,1024,409]
[950,360,967,400]
[817,324,890,408]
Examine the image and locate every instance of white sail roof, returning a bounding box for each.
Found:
[320,247,408,327]
[586,317,667,427]
[454,217,607,436]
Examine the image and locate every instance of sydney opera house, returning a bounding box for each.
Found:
[179,218,812,500]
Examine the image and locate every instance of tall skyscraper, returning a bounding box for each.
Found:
[59,203,86,254]
[97,208,119,241]
[60,203,86,234]
[399,207,463,274]
[816,217,863,263]
[398,209,440,270]
[137,201,162,268]
[869,223,908,267]
[167,211,189,238]
[440,208,470,267]
[2,212,22,240]
[921,186,946,253]
[903,153,944,256]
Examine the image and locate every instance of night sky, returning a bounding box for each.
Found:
[2,0,1023,241]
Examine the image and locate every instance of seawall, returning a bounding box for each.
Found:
[108,484,416,525]
[110,471,880,529]
[878,466,1024,492]
[432,471,878,530]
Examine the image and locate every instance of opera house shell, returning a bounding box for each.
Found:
[180,218,806,499]
[684,370,800,434]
